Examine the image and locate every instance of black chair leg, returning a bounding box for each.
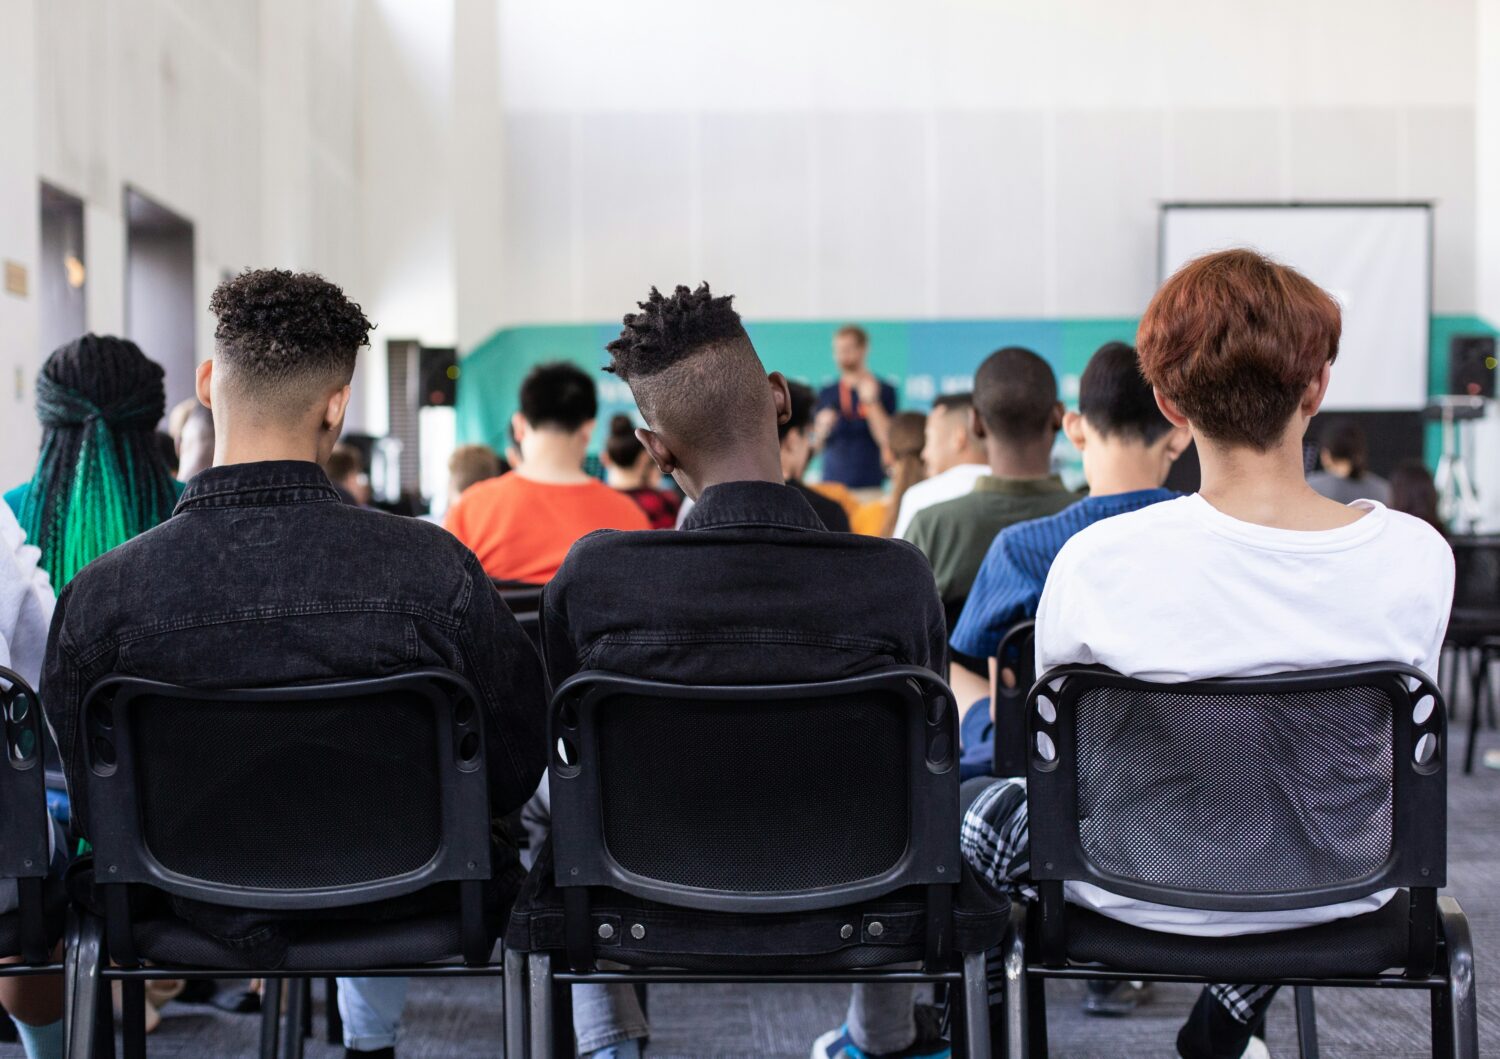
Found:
[961,951,991,1059]
[1027,978,1048,1059]
[258,978,282,1059]
[279,979,306,1059]
[552,972,575,1056]
[1003,905,1028,1059]
[1465,648,1483,774]
[1432,984,1455,1059]
[1293,986,1319,1059]
[1439,897,1479,1059]
[119,980,146,1059]
[323,978,341,1045]
[92,977,115,1059]
[527,954,552,1059]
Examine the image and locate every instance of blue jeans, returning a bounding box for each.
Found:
[958,697,994,780]
[337,977,409,1051]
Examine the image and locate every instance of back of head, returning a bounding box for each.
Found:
[1078,342,1173,444]
[520,362,597,432]
[973,346,1060,444]
[209,269,372,425]
[1389,459,1443,534]
[1320,419,1369,479]
[606,283,772,462]
[1137,248,1341,451]
[448,444,503,496]
[324,443,363,485]
[780,381,817,441]
[604,414,646,467]
[21,333,178,585]
[887,411,927,462]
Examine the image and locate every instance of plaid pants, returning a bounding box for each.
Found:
[960,779,1277,1034]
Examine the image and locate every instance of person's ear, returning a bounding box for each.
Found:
[969,405,988,440]
[1062,410,1087,451]
[768,371,792,429]
[323,384,351,434]
[195,360,214,409]
[1049,401,1066,433]
[638,428,677,477]
[510,412,529,448]
[1153,389,1190,429]
[1301,361,1333,418]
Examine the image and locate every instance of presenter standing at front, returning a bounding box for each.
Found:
[813,325,898,489]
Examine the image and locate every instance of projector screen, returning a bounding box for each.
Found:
[1160,204,1431,411]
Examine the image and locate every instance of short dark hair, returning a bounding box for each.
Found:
[780,381,817,441]
[325,442,363,484]
[606,283,770,456]
[932,392,973,417]
[973,346,1060,444]
[209,269,372,415]
[448,444,502,494]
[519,361,597,431]
[1137,248,1341,451]
[1078,342,1173,444]
[835,324,869,348]
[1320,418,1369,478]
[604,414,646,466]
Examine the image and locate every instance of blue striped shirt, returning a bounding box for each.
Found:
[950,488,1178,659]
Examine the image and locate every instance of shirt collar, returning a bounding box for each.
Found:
[177,460,343,512]
[971,474,1071,496]
[681,480,826,532]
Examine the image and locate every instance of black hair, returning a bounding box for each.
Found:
[519,361,597,431]
[973,346,1060,444]
[1078,341,1173,444]
[154,431,178,476]
[1321,419,1369,479]
[605,413,646,466]
[1389,459,1444,535]
[209,270,372,410]
[605,283,749,381]
[932,392,973,416]
[780,381,817,441]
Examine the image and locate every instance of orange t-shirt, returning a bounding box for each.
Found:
[445,472,651,584]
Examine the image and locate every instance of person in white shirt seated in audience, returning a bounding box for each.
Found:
[893,393,988,539]
[960,248,1454,1059]
[0,503,66,1059]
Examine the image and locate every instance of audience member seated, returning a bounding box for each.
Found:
[812,324,897,489]
[779,381,853,531]
[326,442,373,506]
[445,443,506,513]
[601,414,682,529]
[959,249,1454,1059]
[5,335,183,587]
[950,340,1188,1015]
[445,362,648,583]
[904,346,1077,706]
[41,269,547,1059]
[1307,419,1390,505]
[169,399,216,482]
[529,283,947,1059]
[1389,458,1444,535]
[0,501,66,1059]
[851,411,927,536]
[893,393,988,538]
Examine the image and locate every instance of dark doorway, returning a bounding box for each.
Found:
[125,188,196,413]
[38,183,86,358]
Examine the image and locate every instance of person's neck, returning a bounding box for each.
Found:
[1197,431,1362,530]
[939,449,987,475]
[689,450,787,498]
[214,431,324,467]
[516,434,592,484]
[604,467,643,489]
[1083,447,1169,497]
[985,439,1053,480]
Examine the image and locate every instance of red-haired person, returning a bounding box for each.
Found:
[958,249,1453,1059]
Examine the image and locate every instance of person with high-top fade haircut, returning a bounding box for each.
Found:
[530,283,949,1059]
[42,269,546,1059]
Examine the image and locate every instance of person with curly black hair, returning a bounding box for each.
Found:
[43,269,547,1059]
[526,283,949,1059]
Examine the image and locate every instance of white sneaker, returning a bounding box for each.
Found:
[1240,1036,1271,1059]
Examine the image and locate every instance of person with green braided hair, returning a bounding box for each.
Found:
[4,335,184,587]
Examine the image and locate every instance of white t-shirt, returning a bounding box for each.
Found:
[0,503,55,691]
[894,463,989,539]
[1035,494,1454,936]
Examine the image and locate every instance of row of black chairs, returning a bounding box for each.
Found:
[0,648,1479,1058]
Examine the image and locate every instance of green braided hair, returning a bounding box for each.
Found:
[18,335,179,586]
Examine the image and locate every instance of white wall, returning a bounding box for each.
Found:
[0,0,41,482]
[491,0,1479,327]
[1479,0,1500,326]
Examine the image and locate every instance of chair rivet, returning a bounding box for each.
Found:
[466,861,476,870]
[108,865,117,874]
[936,864,945,873]
[840,924,854,939]
[598,923,615,940]
[868,921,884,937]
[570,867,579,875]
[630,923,645,939]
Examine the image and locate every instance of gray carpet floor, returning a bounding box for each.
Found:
[8,732,1497,1057]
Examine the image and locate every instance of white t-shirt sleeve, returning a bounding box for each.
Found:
[0,504,56,690]
[1033,532,1096,677]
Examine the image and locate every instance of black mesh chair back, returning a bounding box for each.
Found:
[81,669,493,965]
[549,667,959,912]
[1449,535,1500,641]
[992,620,1036,778]
[1026,663,1446,970]
[0,666,54,962]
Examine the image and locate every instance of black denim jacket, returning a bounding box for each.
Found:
[541,480,947,688]
[41,461,547,948]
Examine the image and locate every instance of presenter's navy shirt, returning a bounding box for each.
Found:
[815,378,897,489]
